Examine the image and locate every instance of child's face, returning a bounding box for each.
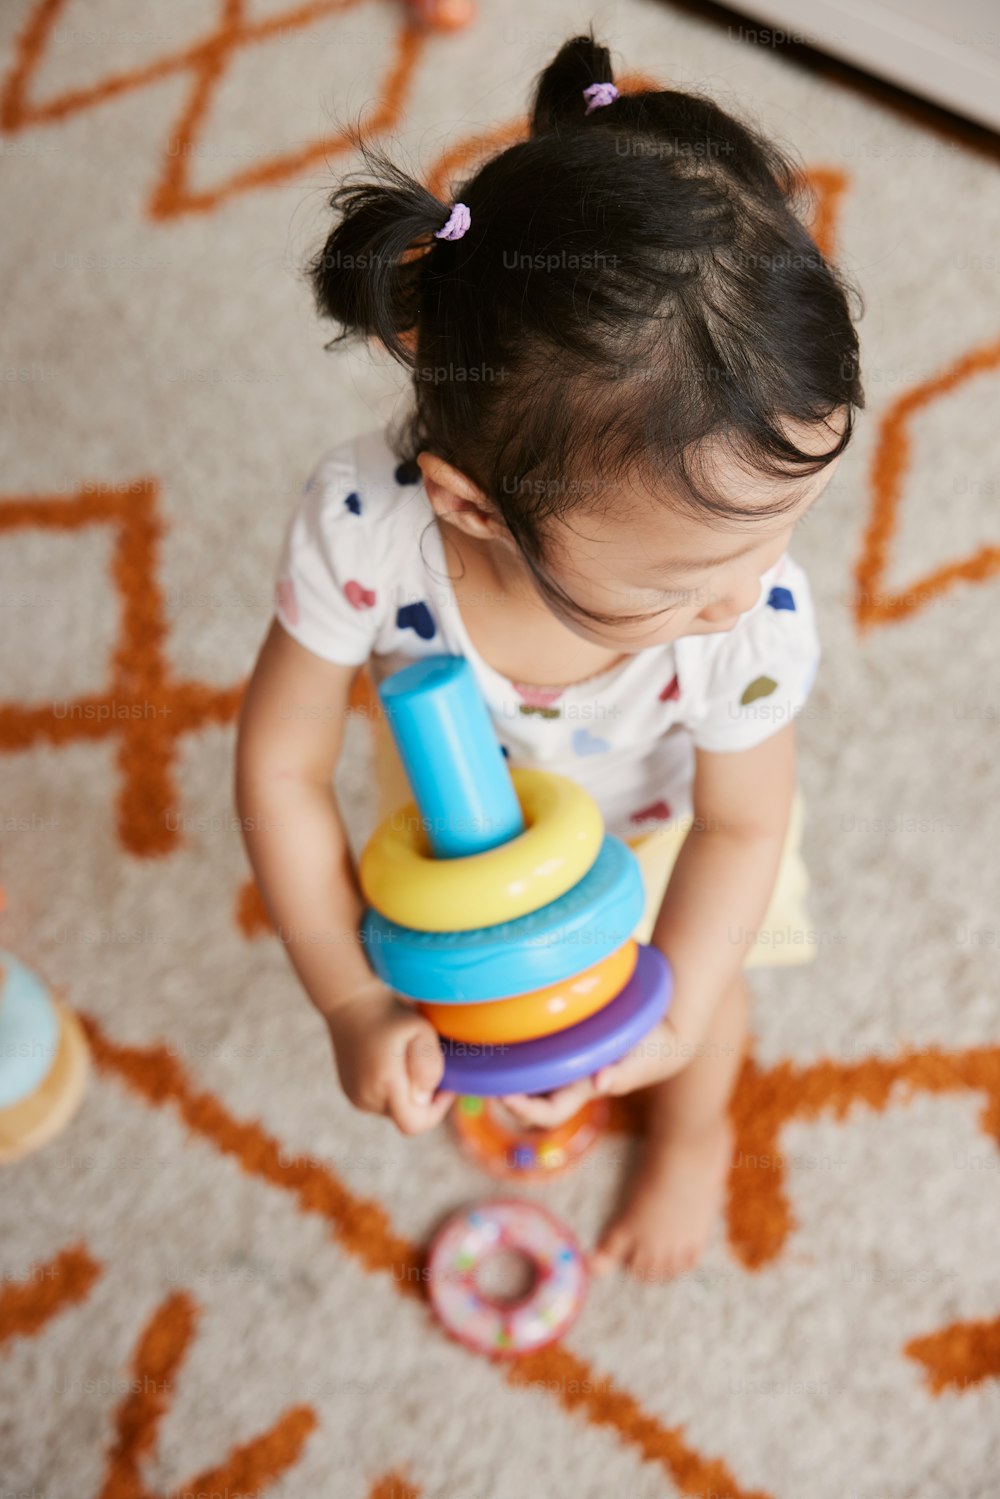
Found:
[420,409,848,651]
[524,414,847,651]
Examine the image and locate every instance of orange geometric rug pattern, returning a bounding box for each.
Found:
[905,1312,1000,1394]
[8,1005,989,1494]
[853,333,1000,628]
[76,1009,770,1499]
[76,1007,1000,1373]
[0,485,243,858]
[3,4,1000,1494]
[95,1291,316,1499]
[0,1243,101,1347]
[0,1242,316,1493]
[370,1474,421,1499]
[1,0,430,219]
[722,1043,1000,1270]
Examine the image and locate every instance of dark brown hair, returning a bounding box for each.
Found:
[306,27,865,626]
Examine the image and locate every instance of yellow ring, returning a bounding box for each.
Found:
[420,939,639,1044]
[359,767,604,932]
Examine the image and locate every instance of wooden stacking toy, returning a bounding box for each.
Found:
[359,656,672,1115]
[0,924,89,1164]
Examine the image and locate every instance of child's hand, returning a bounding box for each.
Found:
[499,1075,600,1131]
[324,979,455,1136]
[500,1016,692,1128]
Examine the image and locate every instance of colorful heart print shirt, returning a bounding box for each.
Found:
[273,426,821,840]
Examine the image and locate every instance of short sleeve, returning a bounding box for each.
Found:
[682,555,821,753]
[272,443,384,666]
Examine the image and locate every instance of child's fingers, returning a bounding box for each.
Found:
[387,1078,455,1135]
[594,1050,659,1095]
[592,1060,627,1094]
[496,1093,547,1126]
[526,1094,585,1127]
[594,1019,689,1095]
[500,1079,595,1128]
[421,1087,456,1126]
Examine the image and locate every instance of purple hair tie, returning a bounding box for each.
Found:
[434,202,471,241]
[583,81,620,115]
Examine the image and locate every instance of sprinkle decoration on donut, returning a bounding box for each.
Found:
[426,1200,588,1358]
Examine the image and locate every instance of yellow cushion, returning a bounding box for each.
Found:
[624,785,815,967]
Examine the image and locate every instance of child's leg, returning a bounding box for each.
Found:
[591,785,812,1280]
[591,967,749,1280]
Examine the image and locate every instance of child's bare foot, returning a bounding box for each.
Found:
[591,1114,733,1282]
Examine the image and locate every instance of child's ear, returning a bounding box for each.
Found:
[417,451,510,545]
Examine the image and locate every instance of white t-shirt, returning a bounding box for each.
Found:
[273,426,820,840]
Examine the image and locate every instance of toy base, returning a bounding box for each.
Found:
[0,1001,89,1165]
[450,1095,608,1181]
[406,0,477,31]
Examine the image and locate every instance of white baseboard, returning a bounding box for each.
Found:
[720,0,1000,131]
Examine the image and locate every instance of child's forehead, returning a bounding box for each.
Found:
[563,407,845,519]
[545,446,839,575]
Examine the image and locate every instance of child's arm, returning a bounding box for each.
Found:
[234,618,455,1135]
[618,718,796,1066]
[501,721,797,1125]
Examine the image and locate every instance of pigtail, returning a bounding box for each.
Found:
[306,136,456,369]
[529,27,800,214]
[529,26,617,136]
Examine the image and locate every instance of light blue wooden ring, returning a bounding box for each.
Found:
[361,834,644,1002]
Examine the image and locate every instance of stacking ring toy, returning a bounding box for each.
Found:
[359,768,603,932]
[437,942,670,1096]
[361,653,673,1105]
[426,1199,588,1358]
[451,1095,609,1180]
[361,833,645,1002]
[421,940,639,1044]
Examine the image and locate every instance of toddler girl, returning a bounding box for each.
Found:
[235,30,864,1282]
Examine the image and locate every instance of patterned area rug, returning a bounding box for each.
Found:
[2,1,999,1495]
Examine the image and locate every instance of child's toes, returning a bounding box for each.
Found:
[628,1252,657,1285]
[636,1245,684,1283]
[591,1226,633,1275]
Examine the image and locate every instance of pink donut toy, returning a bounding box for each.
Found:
[426,1199,588,1358]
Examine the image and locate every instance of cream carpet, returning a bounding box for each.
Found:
[2,0,999,1495]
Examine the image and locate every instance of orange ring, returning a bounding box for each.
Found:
[419,939,638,1044]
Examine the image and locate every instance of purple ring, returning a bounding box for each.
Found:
[437,943,671,1097]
